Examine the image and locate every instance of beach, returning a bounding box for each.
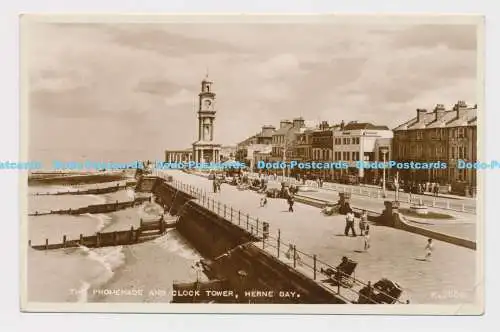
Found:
[26,181,202,303]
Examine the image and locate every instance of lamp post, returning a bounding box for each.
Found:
[381,147,389,198]
[394,171,400,202]
[282,127,295,184]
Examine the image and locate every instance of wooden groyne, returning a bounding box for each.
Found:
[28,196,152,216]
[33,182,137,196]
[29,216,178,250]
[28,173,128,185]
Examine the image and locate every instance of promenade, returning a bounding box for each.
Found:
[249,173,477,213]
[249,174,477,241]
[158,170,478,304]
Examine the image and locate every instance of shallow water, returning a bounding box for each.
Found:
[26,183,201,303]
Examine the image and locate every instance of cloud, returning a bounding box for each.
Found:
[164,89,194,107]
[23,21,478,157]
[392,24,477,51]
[257,53,303,79]
[107,25,242,57]
[135,79,184,96]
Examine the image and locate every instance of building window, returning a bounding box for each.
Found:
[458,146,468,159]
[416,131,423,140]
[343,152,349,160]
[435,146,442,157]
[457,127,465,138]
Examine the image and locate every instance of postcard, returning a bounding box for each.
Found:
[19,13,484,314]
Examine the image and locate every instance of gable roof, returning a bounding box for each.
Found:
[394,106,477,131]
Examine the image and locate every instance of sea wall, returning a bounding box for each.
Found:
[152,179,259,258]
[147,176,344,304]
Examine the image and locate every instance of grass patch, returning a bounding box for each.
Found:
[399,208,454,220]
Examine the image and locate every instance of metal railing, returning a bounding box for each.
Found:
[163,175,406,304]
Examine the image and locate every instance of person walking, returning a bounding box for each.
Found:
[212,178,218,193]
[287,194,295,212]
[344,210,356,237]
[363,223,371,251]
[359,210,368,234]
[424,238,433,261]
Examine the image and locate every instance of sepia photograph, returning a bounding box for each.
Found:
[19,14,484,314]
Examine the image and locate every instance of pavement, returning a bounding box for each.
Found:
[158,170,478,304]
[300,189,477,241]
[250,173,477,213]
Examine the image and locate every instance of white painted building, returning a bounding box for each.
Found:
[333,121,393,180]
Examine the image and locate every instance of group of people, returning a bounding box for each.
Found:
[344,208,371,251]
[403,180,445,197]
[344,206,434,259]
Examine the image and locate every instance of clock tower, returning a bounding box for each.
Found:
[192,74,221,163]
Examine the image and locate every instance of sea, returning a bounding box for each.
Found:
[26,179,204,303]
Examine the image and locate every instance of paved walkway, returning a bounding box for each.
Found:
[159,170,478,304]
[249,173,477,213]
[301,190,477,241]
[239,173,477,240]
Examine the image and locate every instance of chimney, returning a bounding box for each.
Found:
[280,119,292,129]
[454,100,468,119]
[434,104,446,121]
[293,117,305,129]
[416,108,427,122]
[340,120,345,130]
[319,120,329,130]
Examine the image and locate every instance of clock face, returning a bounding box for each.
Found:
[204,99,212,107]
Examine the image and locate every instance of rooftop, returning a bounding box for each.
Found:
[343,122,390,131]
[394,103,477,131]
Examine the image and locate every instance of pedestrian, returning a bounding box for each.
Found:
[288,194,295,212]
[424,238,433,261]
[260,195,268,207]
[217,179,222,193]
[212,178,218,193]
[433,184,439,197]
[359,210,368,234]
[363,223,371,251]
[344,210,356,237]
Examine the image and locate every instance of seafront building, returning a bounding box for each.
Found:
[235,125,275,169]
[392,100,477,196]
[332,121,393,182]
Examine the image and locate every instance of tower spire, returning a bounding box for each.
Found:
[205,66,209,79]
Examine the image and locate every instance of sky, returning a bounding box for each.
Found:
[24,18,478,162]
